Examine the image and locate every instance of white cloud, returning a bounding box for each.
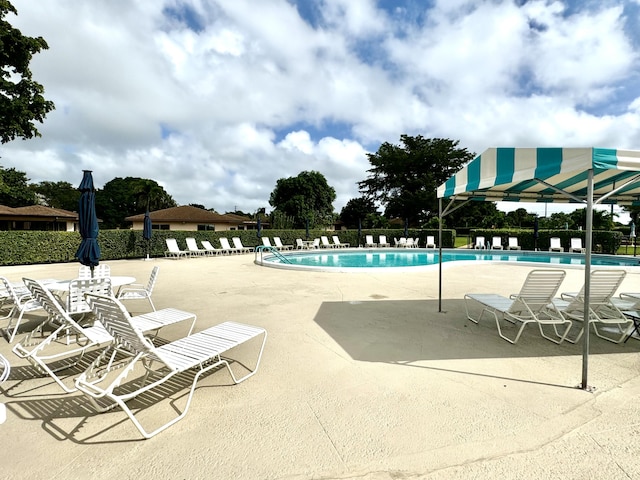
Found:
[3,0,640,218]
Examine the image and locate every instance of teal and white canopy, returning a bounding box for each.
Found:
[436,147,640,391]
[437,147,640,205]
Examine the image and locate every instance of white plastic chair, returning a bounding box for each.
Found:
[425,236,436,248]
[232,237,254,253]
[185,237,207,256]
[507,237,521,250]
[569,238,585,253]
[549,237,564,252]
[332,235,349,248]
[164,238,190,259]
[474,236,485,249]
[274,237,293,250]
[201,240,223,256]
[365,235,377,247]
[320,236,335,248]
[491,236,503,250]
[378,235,390,247]
[67,277,113,318]
[117,266,159,312]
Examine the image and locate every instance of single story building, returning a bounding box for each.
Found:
[125,205,258,231]
[0,205,78,231]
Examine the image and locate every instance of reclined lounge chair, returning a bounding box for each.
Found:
[464,269,570,344]
[76,294,266,439]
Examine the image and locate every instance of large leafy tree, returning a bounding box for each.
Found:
[0,165,36,206]
[358,136,474,226]
[0,0,55,143]
[269,170,336,228]
[96,177,176,229]
[339,196,386,229]
[32,180,78,211]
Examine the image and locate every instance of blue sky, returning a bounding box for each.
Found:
[4,0,640,222]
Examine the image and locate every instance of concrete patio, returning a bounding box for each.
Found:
[1,254,640,479]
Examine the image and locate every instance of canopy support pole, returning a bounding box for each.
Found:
[581,169,594,391]
[438,198,443,312]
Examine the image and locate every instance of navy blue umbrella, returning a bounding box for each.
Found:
[533,215,539,250]
[75,170,100,274]
[305,218,310,240]
[404,218,408,238]
[256,217,262,238]
[143,208,152,259]
[357,218,362,246]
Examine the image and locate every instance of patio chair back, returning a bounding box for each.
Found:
[262,237,272,247]
[78,264,110,279]
[67,277,113,315]
[510,269,567,315]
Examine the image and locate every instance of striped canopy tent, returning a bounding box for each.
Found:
[436,147,640,390]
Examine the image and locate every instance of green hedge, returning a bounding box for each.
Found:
[0,228,457,266]
[468,229,623,254]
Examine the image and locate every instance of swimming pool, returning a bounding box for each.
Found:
[255,248,640,272]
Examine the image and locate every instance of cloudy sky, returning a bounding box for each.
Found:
[4,0,640,221]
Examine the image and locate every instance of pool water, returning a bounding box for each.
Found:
[257,248,640,271]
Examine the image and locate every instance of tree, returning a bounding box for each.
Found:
[269,170,336,228]
[340,197,381,228]
[504,208,536,228]
[0,1,55,143]
[32,180,78,211]
[96,177,176,229]
[0,165,36,206]
[445,201,505,229]
[358,136,474,226]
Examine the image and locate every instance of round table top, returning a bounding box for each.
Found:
[44,276,136,291]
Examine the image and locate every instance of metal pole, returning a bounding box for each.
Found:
[438,198,443,312]
[581,169,594,390]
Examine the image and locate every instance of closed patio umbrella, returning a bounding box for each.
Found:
[256,217,262,238]
[75,170,100,276]
[143,208,152,260]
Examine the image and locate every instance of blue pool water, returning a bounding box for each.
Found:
[256,248,640,271]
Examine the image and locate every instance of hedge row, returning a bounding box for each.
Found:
[0,229,456,266]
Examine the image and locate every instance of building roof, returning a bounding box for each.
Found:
[125,205,244,224]
[0,204,78,219]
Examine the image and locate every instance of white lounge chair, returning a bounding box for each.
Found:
[232,237,254,253]
[76,293,266,439]
[117,266,159,312]
[0,276,44,343]
[507,237,521,250]
[331,235,349,248]
[474,236,485,249]
[201,240,223,256]
[164,238,190,259]
[425,236,436,249]
[13,278,197,394]
[274,237,293,250]
[186,237,207,256]
[465,269,570,344]
[490,236,503,250]
[553,270,632,344]
[549,237,563,252]
[569,238,586,253]
[78,264,111,279]
[219,237,239,254]
[262,237,274,248]
[377,235,390,247]
[364,235,377,247]
[320,236,335,248]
